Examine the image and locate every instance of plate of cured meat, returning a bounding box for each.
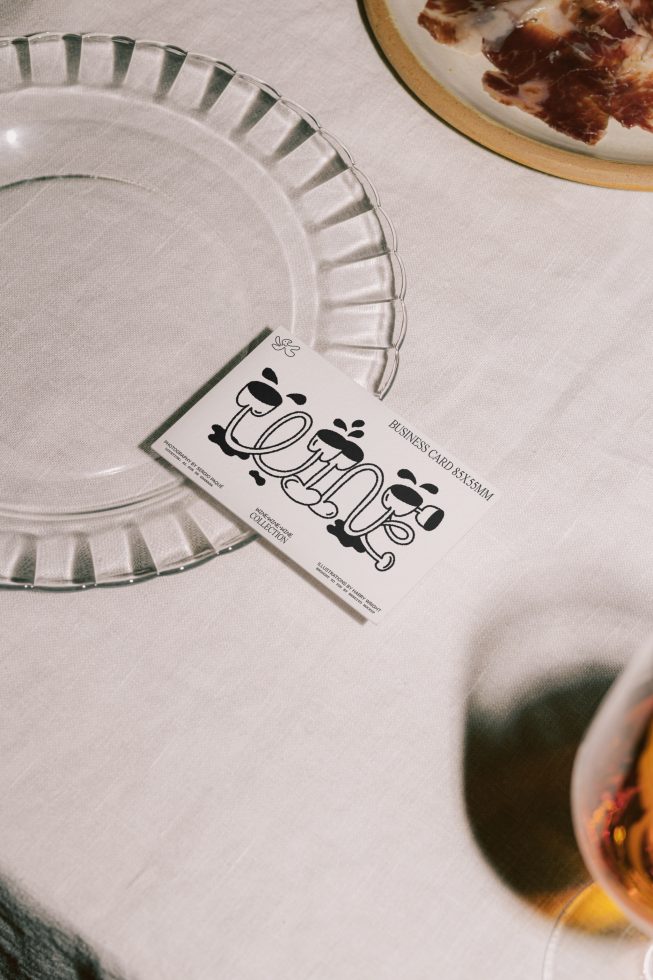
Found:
[365,0,653,187]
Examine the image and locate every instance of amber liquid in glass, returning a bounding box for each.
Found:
[591,706,653,921]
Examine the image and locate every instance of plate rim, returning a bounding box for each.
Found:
[364,0,653,190]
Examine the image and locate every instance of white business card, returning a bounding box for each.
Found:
[152,333,497,620]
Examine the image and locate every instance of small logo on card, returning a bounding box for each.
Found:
[272,336,301,357]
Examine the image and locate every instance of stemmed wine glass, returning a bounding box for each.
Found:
[545,638,653,978]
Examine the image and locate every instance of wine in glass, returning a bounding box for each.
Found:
[546,639,653,979]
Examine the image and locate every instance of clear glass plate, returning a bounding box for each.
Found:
[0,32,406,590]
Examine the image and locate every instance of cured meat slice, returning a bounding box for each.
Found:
[482,0,653,141]
[617,0,653,33]
[418,0,534,50]
[482,7,618,143]
[419,0,653,142]
[610,41,653,128]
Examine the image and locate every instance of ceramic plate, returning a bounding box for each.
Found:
[365,0,653,188]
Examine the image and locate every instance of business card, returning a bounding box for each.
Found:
[152,333,497,620]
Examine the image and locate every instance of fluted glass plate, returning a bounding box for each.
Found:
[0,32,406,590]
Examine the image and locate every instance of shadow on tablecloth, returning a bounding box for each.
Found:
[462,583,649,924]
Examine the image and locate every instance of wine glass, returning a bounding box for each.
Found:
[545,638,653,978]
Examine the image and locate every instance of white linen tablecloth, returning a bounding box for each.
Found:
[1,1,652,978]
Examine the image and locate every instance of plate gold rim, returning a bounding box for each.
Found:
[364,0,653,190]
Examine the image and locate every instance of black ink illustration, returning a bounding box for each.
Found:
[324,468,442,571]
[272,336,301,356]
[282,419,365,507]
[208,366,445,572]
[208,425,250,459]
[326,520,367,553]
[208,368,310,485]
